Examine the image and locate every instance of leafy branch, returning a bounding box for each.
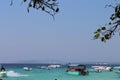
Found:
[11,0,59,17]
[94,4,120,42]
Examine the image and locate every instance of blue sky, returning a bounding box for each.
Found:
[0,0,120,63]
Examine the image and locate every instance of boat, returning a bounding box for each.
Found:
[39,66,48,69]
[89,68,101,73]
[23,67,32,71]
[0,66,7,77]
[39,66,51,70]
[113,66,120,70]
[47,64,61,68]
[114,66,120,77]
[66,64,89,75]
[91,63,112,72]
[92,66,112,72]
[0,71,7,77]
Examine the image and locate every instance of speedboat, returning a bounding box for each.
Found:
[47,64,61,68]
[39,66,51,70]
[91,62,113,72]
[0,71,7,77]
[113,66,120,70]
[66,64,89,75]
[114,66,120,77]
[23,67,32,71]
[0,66,7,77]
[92,66,112,72]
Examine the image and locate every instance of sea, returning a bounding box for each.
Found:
[0,63,120,80]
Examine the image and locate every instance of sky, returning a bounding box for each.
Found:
[0,0,120,63]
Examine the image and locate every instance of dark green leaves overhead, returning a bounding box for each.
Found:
[101,27,106,30]
[101,37,106,42]
[94,3,120,42]
[11,0,59,16]
[94,33,100,39]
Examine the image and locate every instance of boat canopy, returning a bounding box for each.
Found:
[68,64,86,67]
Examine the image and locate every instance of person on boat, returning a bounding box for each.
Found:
[0,66,5,72]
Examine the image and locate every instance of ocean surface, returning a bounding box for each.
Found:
[0,63,120,80]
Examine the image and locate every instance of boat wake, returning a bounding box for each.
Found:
[6,71,29,77]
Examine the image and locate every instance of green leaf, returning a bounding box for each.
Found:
[94,33,100,39]
[108,22,112,25]
[117,21,120,25]
[101,37,106,42]
[105,34,110,39]
[110,16,115,20]
[101,27,106,30]
[56,8,59,12]
[94,31,98,34]
[97,29,101,32]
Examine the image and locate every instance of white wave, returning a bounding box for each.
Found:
[6,71,29,77]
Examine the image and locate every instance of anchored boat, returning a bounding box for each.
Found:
[66,64,88,75]
[23,67,32,71]
[0,66,7,77]
[0,71,7,77]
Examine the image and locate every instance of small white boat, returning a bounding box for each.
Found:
[0,71,7,77]
[39,66,51,70]
[40,66,47,69]
[23,67,32,71]
[48,64,61,68]
[92,66,112,72]
[0,66,7,77]
[114,66,120,69]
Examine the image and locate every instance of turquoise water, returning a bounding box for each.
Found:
[1,64,120,80]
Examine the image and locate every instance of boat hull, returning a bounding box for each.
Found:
[67,71,80,75]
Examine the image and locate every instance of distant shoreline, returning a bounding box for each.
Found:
[0,62,120,65]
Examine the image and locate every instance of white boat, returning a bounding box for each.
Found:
[0,66,7,77]
[23,67,32,71]
[92,66,112,72]
[40,66,47,69]
[39,66,51,70]
[114,66,120,69]
[68,64,80,67]
[48,64,61,68]
[0,71,7,77]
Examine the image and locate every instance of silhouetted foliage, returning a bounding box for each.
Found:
[94,3,120,42]
[11,0,59,17]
